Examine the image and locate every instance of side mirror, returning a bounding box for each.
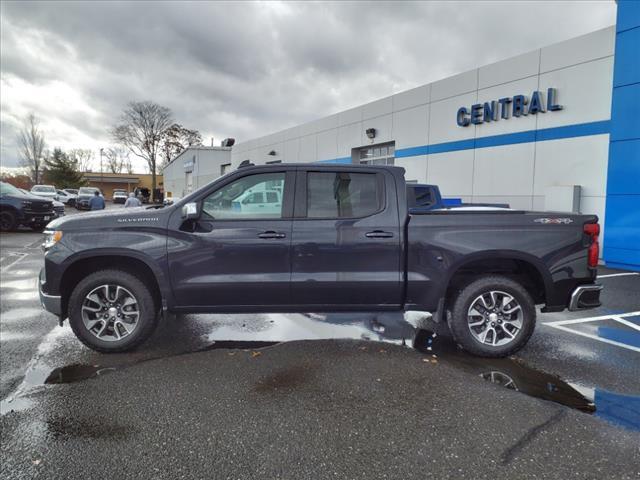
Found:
[181,202,199,220]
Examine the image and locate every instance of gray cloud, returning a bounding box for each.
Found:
[0,0,616,169]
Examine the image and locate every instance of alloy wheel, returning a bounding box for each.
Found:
[467,290,523,347]
[81,284,140,342]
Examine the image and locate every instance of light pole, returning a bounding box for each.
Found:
[99,148,104,190]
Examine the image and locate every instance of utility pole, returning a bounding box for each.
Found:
[99,148,104,190]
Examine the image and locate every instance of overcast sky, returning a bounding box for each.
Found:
[0,0,616,172]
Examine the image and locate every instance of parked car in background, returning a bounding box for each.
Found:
[75,187,103,210]
[19,188,64,219]
[30,185,59,201]
[232,188,282,215]
[52,199,65,218]
[163,194,180,206]
[0,181,55,231]
[56,189,77,207]
[112,189,128,204]
[63,188,78,196]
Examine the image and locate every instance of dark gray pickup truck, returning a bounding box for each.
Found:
[39,164,602,357]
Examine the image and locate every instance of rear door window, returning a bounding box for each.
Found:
[306,172,382,218]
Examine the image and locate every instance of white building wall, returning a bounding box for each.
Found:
[163,147,232,198]
[231,26,614,244]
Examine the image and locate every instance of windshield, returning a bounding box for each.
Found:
[0,182,22,196]
[64,189,78,194]
[78,187,99,195]
[32,185,55,192]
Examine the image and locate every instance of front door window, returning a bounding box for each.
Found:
[201,172,285,220]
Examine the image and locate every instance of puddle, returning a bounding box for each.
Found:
[414,331,596,412]
[43,341,280,384]
[44,364,117,384]
[414,330,640,431]
[0,396,34,415]
[3,312,639,433]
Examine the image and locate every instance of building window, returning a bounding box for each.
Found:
[358,143,395,166]
[221,163,231,176]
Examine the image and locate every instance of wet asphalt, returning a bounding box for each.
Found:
[1,205,639,479]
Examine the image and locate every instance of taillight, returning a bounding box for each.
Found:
[584,223,600,268]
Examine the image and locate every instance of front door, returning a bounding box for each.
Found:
[290,168,402,308]
[168,170,294,309]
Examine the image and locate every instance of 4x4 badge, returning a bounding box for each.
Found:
[534,218,573,224]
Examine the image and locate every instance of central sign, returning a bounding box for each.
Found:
[456,88,562,127]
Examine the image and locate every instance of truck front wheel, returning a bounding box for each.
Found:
[0,210,17,231]
[447,275,536,358]
[68,269,159,353]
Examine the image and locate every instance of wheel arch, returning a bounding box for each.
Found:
[59,250,170,318]
[441,250,552,307]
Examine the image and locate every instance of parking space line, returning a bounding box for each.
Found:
[0,253,28,274]
[543,311,640,326]
[597,272,639,279]
[611,316,640,332]
[544,323,640,353]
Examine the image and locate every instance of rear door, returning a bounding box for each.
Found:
[290,167,402,308]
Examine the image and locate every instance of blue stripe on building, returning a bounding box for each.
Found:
[318,120,611,162]
[318,157,352,164]
[604,0,640,272]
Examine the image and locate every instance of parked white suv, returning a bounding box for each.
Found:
[56,189,77,206]
[234,189,282,215]
[112,190,128,204]
[30,185,59,201]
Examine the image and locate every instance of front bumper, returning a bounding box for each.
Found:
[568,284,603,311]
[39,268,62,317]
[20,211,55,226]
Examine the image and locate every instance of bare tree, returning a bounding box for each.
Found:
[123,156,134,175]
[112,101,173,201]
[159,123,203,171]
[104,146,130,174]
[18,113,46,184]
[67,148,94,172]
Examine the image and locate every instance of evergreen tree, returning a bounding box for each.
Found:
[43,148,86,188]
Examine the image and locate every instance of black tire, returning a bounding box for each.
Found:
[68,269,159,353]
[0,210,17,231]
[447,275,536,358]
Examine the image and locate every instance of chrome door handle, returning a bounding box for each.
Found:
[365,231,394,238]
[258,231,286,239]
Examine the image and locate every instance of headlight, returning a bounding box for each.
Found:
[21,200,32,207]
[43,230,63,251]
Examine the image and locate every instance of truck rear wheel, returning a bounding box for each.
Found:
[68,269,159,353]
[447,275,536,358]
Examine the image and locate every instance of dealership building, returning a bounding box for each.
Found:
[163,146,232,199]
[229,3,639,271]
